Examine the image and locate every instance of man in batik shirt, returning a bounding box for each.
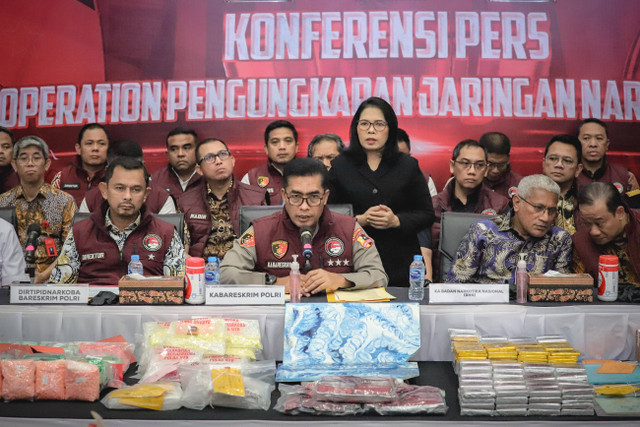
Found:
[447,174,573,283]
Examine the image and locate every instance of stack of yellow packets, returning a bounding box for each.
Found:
[483,342,517,360]
[543,342,580,364]
[515,343,549,363]
[453,341,487,361]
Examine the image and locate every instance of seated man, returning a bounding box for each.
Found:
[573,182,640,288]
[0,217,29,284]
[447,174,573,283]
[307,133,345,170]
[49,157,186,285]
[480,131,522,199]
[541,134,583,235]
[179,138,267,258]
[0,126,19,193]
[0,136,76,283]
[221,158,388,294]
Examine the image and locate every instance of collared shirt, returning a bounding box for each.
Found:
[0,183,76,272]
[573,232,640,287]
[556,184,578,235]
[172,167,198,192]
[450,184,482,213]
[49,209,186,283]
[446,210,573,283]
[202,181,236,259]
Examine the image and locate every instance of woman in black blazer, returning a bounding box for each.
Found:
[328,97,435,286]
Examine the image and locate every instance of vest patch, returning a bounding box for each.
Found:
[257,176,270,187]
[143,234,163,252]
[271,240,288,259]
[62,183,81,190]
[353,226,373,249]
[189,213,207,220]
[240,230,255,247]
[267,261,290,269]
[325,237,344,257]
[81,252,105,261]
[614,182,624,193]
[508,186,518,198]
[482,208,497,215]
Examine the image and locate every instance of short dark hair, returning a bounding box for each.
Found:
[195,138,230,163]
[307,133,346,157]
[577,118,608,138]
[166,127,197,147]
[544,134,582,163]
[578,182,627,214]
[104,156,150,186]
[107,140,143,163]
[0,126,15,143]
[264,120,298,145]
[345,96,400,165]
[452,139,487,161]
[397,128,410,151]
[283,158,328,190]
[479,132,510,155]
[78,123,108,145]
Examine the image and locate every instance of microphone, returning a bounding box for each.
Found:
[25,223,41,265]
[299,226,313,261]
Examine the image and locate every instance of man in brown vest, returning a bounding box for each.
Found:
[241,120,299,205]
[480,131,522,200]
[221,158,387,295]
[49,157,186,285]
[0,126,19,193]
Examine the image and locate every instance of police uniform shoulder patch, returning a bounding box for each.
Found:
[614,182,624,193]
[143,234,162,251]
[271,240,288,259]
[353,226,373,249]
[257,176,270,188]
[508,186,517,198]
[325,237,344,257]
[240,230,255,247]
[481,208,497,215]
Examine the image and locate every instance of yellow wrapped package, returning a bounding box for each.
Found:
[164,318,227,355]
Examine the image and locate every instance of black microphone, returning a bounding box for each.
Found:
[24,223,41,265]
[299,226,313,261]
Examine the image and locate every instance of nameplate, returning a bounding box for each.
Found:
[429,283,509,304]
[10,284,89,304]
[205,285,285,305]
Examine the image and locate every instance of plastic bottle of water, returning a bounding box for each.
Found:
[128,254,144,276]
[205,256,220,285]
[408,255,425,301]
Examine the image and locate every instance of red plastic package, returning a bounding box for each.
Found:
[65,360,100,402]
[35,360,66,400]
[77,342,135,386]
[367,385,448,415]
[315,376,397,403]
[2,359,36,401]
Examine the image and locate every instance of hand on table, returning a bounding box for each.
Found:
[301,269,353,296]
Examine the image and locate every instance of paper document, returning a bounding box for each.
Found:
[330,287,395,302]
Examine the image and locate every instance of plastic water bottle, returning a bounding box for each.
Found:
[128,254,144,276]
[408,255,425,301]
[205,256,220,285]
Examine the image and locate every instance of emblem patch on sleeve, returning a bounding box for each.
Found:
[353,226,373,249]
[240,230,255,247]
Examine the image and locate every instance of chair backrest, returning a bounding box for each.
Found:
[439,211,493,282]
[239,204,354,234]
[0,207,17,233]
[72,212,186,243]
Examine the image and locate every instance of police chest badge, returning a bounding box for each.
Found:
[481,208,497,215]
[508,186,517,198]
[257,176,270,188]
[614,182,624,193]
[143,234,162,251]
[325,237,344,257]
[271,240,288,259]
[240,230,255,247]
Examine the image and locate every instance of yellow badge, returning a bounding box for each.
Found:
[271,240,288,259]
[257,176,270,187]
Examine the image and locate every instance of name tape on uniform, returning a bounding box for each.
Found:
[429,283,509,304]
[10,284,89,304]
[205,285,285,305]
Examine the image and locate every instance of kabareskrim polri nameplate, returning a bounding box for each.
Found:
[205,285,285,305]
[429,283,509,304]
[10,284,89,304]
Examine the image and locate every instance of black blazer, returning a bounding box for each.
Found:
[328,153,434,285]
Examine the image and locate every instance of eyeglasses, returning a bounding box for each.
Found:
[454,160,487,170]
[285,192,325,207]
[487,161,509,170]
[199,150,230,164]
[16,155,46,165]
[313,154,338,162]
[520,196,558,217]
[357,120,388,132]
[545,155,577,166]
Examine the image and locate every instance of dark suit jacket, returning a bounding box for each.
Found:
[328,153,434,285]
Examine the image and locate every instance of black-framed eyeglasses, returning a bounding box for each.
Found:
[454,160,487,170]
[520,196,558,217]
[285,192,325,207]
[544,155,576,166]
[487,161,509,170]
[198,150,230,164]
[357,120,388,132]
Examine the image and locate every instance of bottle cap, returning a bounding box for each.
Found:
[414,255,423,261]
[599,255,619,265]
[131,254,140,261]
[208,257,215,262]
[186,257,205,267]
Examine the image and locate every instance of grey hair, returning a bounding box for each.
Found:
[13,135,50,160]
[307,133,346,157]
[516,174,560,199]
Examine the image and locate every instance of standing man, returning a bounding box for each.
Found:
[480,132,522,199]
[0,126,19,193]
[447,175,572,283]
[222,158,387,294]
[49,157,185,285]
[241,120,299,205]
[51,123,109,206]
[0,136,76,283]
[179,138,267,258]
[541,135,583,234]
[577,118,639,193]
[307,133,345,170]
[150,127,202,204]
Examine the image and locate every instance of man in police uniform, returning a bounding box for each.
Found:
[221,158,387,295]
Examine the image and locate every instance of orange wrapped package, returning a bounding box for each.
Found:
[2,359,36,401]
[35,360,66,400]
[65,360,100,402]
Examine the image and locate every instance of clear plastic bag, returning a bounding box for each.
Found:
[2,359,36,401]
[101,382,182,410]
[65,359,101,402]
[314,376,397,403]
[367,385,448,415]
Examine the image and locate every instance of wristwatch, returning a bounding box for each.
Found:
[265,273,277,286]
